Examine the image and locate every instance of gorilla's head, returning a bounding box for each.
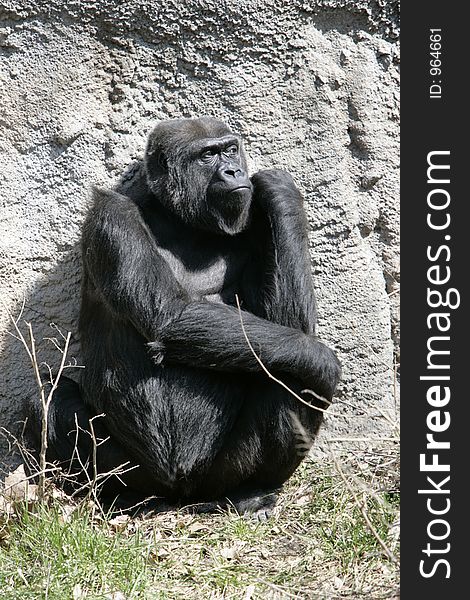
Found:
[145,117,253,235]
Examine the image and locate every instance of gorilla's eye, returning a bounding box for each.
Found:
[201,149,218,162]
[225,145,238,157]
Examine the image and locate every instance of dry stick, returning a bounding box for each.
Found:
[234,295,331,414]
[84,414,138,518]
[331,451,397,564]
[303,388,370,415]
[2,466,61,496]
[88,414,105,494]
[0,427,40,478]
[3,299,74,500]
[70,413,94,497]
[85,413,139,517]
[108,493,161,517]
[68,461,138,499]
[234,296,373,420]
[87,414,102,518]
[25,324,49,498]
[38,328,71,500]
[68,414,139,504]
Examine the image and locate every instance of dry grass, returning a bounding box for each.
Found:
[0,313,400,599]
[1,444,399,599]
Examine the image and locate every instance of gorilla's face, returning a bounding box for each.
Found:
[145,118,253,235]
[197,135,253,234]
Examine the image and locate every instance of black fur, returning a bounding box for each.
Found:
[28,117,341,513]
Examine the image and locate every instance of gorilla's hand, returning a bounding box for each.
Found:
[251,169,303,213]
[302,337,342,402]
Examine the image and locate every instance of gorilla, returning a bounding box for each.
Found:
[29,117,341,516]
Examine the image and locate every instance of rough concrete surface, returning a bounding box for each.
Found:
[0,0,399,460]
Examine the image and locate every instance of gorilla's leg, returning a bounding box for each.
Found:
[191,376,322,519]
[227,487,280,521]
[180,487,280,521]
[27,376,156,500]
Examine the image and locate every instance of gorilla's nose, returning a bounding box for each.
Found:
[222,166,242,178]
[219,165,248,185]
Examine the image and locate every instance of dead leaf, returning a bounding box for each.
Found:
[4,465,38,502]
[149,547,171,562]
[52,486,72,502]
[220,546,238,560]
[333,576,344,590]
[294,494,310,506]
[0,494,13,517]
[259,547,270,560]
[109,514,130,531]
[59,503,76,524]
[220,541,246,560]
[188,522,209,535]
[72,584,84,599]
[17,567,28,584]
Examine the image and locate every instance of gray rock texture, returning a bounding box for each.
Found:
[0,0,399,459]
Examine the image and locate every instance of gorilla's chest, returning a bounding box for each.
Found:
[157,246,243,303]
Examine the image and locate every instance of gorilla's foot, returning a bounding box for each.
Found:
[164,488,280,519]
[230,488,280,520]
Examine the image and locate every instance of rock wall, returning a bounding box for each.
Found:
[0,0,400,458]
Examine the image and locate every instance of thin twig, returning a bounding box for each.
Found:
[2,466,61,495]
[234,295,331,414]
[2,299,73,500]
[37,329,71,500]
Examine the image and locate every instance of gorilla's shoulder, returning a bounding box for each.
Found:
[86,187,145,226]
[90,186,134,209]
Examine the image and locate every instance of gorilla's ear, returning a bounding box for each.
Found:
[146,148,168,175]
[146,133,168,173]
[156,152,168,171]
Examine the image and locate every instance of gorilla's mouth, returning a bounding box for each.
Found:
[229,186,251,193]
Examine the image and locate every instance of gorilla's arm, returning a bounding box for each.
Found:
[155,301,339,398]
[82,188,188,339]
[250,169,317,334]
[83,189,339,396]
